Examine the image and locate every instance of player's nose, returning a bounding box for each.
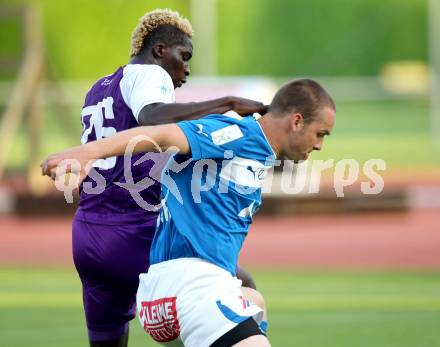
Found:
[314,137,324,151]
[184,63,190,76]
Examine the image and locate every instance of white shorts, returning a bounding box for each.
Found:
[136,258,264,347]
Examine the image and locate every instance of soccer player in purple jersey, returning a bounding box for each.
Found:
[73,9,265,347]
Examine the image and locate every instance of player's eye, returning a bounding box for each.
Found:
[182,52,192,61]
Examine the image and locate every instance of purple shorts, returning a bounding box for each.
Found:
[72,217,155,341]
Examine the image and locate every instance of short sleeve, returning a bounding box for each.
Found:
[177,115,247,160]
[120,65,175,123]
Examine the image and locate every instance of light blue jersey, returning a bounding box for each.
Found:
[150,114,276,275]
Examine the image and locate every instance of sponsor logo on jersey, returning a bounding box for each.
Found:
[211,124,244,145]
[101,78,113,86]
[139,297,180,342]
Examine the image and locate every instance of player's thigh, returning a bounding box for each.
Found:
[232,334,271,347]
[72,219,152,284]
[81,278,138,334]
[73,219,153,332]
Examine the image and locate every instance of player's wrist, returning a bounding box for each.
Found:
[85,141,106,161]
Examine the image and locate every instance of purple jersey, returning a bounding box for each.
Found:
[75,65,175,228]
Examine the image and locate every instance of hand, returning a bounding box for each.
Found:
[40,145,96,184]
[230,97,268,116]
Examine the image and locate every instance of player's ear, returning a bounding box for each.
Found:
[290,113,304,131]
[152,43,167,58]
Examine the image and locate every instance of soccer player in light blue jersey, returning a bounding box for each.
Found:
[42,79,336,347]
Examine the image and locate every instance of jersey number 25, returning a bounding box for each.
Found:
[80,97,117,170]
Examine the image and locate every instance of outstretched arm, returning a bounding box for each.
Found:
[138,97,268,125]
[41,123,188,180]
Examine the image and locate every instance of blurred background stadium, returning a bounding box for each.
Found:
[0,0,439,346]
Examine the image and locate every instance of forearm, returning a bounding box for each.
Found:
[40,124,188,179]
[85,126,166,159]
[139,97,235,125]
[169,97,235,120]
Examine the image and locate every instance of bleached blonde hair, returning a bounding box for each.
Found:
[130,8,193,57]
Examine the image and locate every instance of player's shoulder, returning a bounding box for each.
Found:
[84,67,124,101]
[189,114,263,147]
[123,64,170,79]
[185,114,262,135]
[202,114,262,135]
[201,113,257,126]
[121,64,173,94]
[202,115,274,157]
[188,114,245,133]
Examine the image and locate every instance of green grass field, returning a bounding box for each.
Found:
[1,267,440,347]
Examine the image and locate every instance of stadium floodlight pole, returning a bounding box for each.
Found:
[428,0,440,149]
[190,0,218,76]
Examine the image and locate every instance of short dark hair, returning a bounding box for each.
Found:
[141,24,190,51]
[269,79,336,123]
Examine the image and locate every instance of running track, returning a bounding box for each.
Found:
[1,209,439,269]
